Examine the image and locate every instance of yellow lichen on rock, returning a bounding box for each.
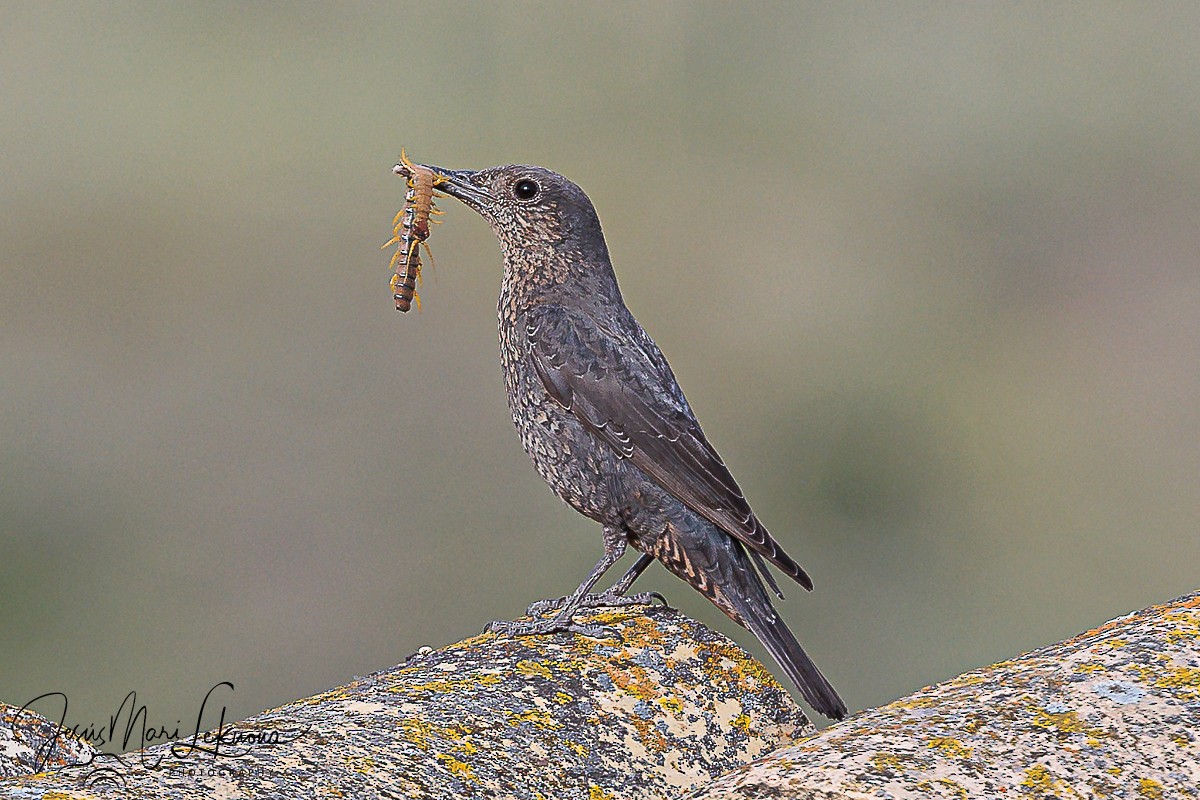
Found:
[1137,777,1164,799]
[926,736,972,759]
[689,589,1200,800]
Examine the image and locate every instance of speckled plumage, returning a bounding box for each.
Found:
[427,162,846,720]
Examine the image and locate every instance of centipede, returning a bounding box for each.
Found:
[383,150,445,313]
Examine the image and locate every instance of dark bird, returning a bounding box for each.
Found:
[416,160,847,720]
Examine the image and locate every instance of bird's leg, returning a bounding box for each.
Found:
[604,552,656,597]
[584,551,668,608]
[522,539,662,621]
[488,528,654,638]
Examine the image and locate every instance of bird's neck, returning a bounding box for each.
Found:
[496,238,623,327]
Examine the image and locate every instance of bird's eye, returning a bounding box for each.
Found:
[513,179,539,201]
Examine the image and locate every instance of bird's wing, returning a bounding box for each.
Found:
[525,304,813,590]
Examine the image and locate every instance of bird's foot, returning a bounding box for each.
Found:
[483,615,614,640]
[485,591,664,641]
[525,590,662,618]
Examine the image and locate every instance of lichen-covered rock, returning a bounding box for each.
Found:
[690,590,1200,799]
[1,702,98,778]
[3,605,809,799]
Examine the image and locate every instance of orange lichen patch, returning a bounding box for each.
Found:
[553,691,575,705]
[1081,620,1127,639]
[1172,594,1200,610]
[1077,600,1182,640]
[602,660,671,754]
[588,785,617,800]
[630,722,669,754]
[604,660,659,703]
[732,713,751,734]
[927,736,973,759]
[1074,661,1108,673]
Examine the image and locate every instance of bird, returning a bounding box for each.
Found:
[411,159,847,721]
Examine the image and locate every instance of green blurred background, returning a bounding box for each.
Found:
[3,3,1198,739]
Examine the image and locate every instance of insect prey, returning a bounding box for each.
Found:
[383,149,445,313]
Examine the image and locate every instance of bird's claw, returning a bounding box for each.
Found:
[646,591,670,607]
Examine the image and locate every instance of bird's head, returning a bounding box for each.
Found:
[398,160,617,299]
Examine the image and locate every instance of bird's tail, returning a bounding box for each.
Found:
[736,593,847,721]
[654,516,848,720]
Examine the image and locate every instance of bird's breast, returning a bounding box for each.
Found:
[496,318,621,522]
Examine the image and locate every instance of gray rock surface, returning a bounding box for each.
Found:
[2,605,808,798]
[690,590,1200,799]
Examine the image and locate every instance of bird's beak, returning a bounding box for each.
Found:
[393,161,493,213]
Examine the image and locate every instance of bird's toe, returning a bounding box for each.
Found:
[579,590,660,610]
[484,617,554,637]
[525,595,571,617]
